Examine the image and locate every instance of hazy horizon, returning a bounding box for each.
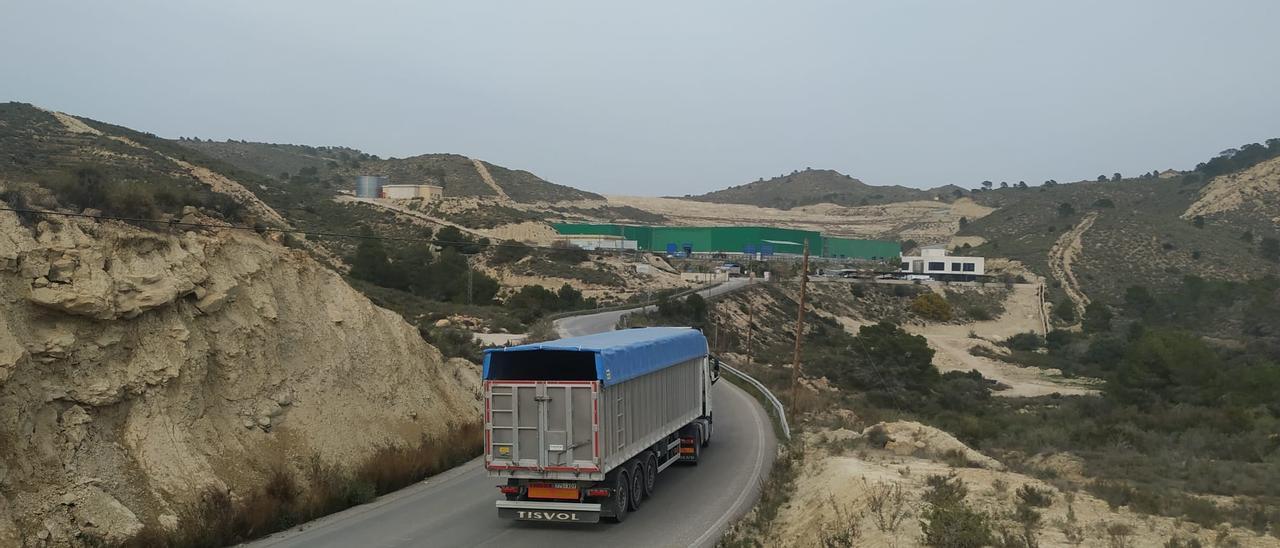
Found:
[3,1,1278,196]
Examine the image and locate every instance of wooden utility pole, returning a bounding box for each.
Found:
[790,239,810,410]
[745,301,754,364]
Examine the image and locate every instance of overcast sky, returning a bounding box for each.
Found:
[3,1,1278,195]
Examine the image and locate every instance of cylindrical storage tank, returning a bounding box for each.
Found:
[355,175,387,198]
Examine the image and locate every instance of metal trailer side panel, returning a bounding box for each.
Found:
[599,357,703,473]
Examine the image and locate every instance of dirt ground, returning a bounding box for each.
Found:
[768,423,1278,548]
[906,283,1098,397]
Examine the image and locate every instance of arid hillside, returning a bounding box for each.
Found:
[1184,154,1280,232]
[0,208,480,545]
[961,157,1280,309]
[0,104,488,545]
[176,139,602,203]
[684,167,964,209]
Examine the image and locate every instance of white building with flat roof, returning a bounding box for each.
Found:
[382,184,444,201]
[899,244,985,280]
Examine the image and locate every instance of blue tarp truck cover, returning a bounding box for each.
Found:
[483,327,708,387]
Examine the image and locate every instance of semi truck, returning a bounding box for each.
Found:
[482,327,719,523]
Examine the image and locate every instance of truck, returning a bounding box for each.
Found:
[482,327,719,523]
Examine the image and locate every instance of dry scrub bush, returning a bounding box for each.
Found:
[817,494,863,547]
[864,480,911,533]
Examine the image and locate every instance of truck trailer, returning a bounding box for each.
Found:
[483,327,718,523]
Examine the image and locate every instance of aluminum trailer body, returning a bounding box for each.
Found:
[483,327,718,523]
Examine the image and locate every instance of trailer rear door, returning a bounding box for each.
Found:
[486,382,599,472]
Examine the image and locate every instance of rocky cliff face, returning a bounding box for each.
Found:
[0,211,481,545]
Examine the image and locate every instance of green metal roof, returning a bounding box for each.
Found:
[551,223,899,259]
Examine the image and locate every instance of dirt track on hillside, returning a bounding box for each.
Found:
[906,284,1097,397]
[1048,212,1097,321]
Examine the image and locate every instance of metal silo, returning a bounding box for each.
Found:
[355,175,387,198]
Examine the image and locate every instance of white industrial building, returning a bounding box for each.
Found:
[560,236,639,251]
[381,184,444,201]
[899,244,985,280]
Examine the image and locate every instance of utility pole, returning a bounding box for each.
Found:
[467,266,474,305]
[745,301,754,364]
[790,239,810,411]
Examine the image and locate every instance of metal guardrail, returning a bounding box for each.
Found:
[719,363,791,440]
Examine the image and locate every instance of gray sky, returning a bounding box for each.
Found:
[3,1,1278,196]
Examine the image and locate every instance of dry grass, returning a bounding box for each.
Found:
[125,422,482,547]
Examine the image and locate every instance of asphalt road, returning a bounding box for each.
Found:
[247,277,774,548]
[555,278,752,337]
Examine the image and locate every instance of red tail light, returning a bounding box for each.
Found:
[586,488,610,497]
[498,485,520,495]
[681,437,695,444]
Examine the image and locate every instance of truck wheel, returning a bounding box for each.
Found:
[628,461,644,511]
[642,452,658,498]
[605,470,629,523]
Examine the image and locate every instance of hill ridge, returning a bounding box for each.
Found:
[686,167,961,209]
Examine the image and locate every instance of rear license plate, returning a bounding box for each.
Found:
[528,485,579,500]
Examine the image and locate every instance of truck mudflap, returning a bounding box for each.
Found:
[495,500,602,524]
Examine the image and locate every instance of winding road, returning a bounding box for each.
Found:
[247,277,774,548]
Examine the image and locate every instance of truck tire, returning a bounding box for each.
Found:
[628,461,645,511]
[605,470,630,523]
[642,452,658,498]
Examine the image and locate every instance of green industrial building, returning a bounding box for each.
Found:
[551,223,898,260]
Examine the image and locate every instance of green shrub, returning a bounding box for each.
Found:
[491,240,531,264]
[1016,484,1054,508]
[920,474,994,548]
[1082,302,1113,333]
[912,292,954,322]
[1004,332,1044,351]
[866,425,890,448]
[1054,298,1076,322]
[547,240,589,263]
[419,326,483,362]
[924,473,969,507]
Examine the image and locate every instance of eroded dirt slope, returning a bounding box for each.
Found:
[0,212,480,545]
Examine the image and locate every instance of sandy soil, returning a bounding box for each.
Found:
[469,158,512,201]
[600,196,994,242]
[479,221,560,244]
[46,110,103,135]
[770,426,1277,548]
[906,284,1098,397]
[1184,156,1280,221]
[473,333,526,346]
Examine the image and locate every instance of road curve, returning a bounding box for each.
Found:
[555,278,751,337]
[246,277,774,548]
